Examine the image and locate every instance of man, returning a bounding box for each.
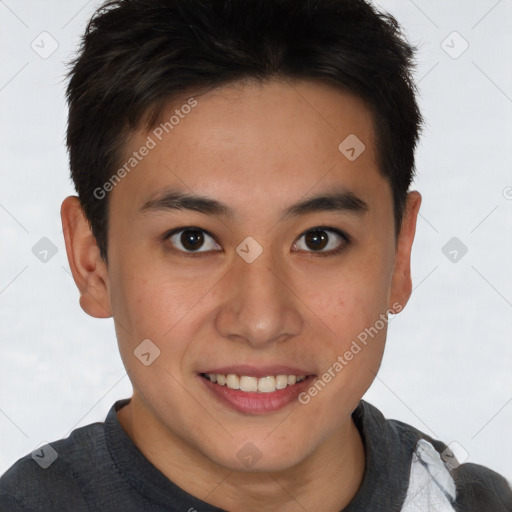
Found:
[1,0,511,510]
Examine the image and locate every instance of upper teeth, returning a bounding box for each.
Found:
[205,373,306,393]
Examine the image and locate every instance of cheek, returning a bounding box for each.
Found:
[296,245,394,403]
[108,257,194,374]
[296,278,390,430]
[110,247,193,331]
[304,252,393,336]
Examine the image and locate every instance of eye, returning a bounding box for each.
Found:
[165,227,221,255]
[292,226,349,256]
[162,225,349,258]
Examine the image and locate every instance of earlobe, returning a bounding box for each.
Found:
[388,191,422,313]
[60,196,112,319]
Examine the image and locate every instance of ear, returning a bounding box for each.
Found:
[60,196,112,318]
[388,191,422,313]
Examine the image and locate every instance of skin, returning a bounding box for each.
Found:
[61,78,421,511]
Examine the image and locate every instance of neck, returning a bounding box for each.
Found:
[117,396,366,512]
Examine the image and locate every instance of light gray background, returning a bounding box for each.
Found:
[1,0,511,480]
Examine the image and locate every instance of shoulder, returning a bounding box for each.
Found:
[355,401,512,511]
[451,462,512,511]
[389,415,512,511]
[0,421,106,512]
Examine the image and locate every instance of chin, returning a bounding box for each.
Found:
[202,435,315,474]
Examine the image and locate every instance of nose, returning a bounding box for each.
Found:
[215,247,303,349]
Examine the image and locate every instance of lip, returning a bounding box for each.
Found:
[199,370,315,415]
[199,365,312,378]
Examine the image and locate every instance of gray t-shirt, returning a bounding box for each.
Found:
[1,399,511,511]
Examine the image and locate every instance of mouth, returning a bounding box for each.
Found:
[201,372,308,392]
[199,367,315,414]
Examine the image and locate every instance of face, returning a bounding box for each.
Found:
[63,78,420,473]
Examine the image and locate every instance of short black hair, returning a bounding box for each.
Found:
[66,0,423,261]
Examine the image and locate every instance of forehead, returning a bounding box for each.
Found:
[109,79,387,220]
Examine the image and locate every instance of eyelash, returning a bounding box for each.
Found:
[161,225,351,259]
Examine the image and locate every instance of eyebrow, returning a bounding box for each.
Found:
[139,187,369,220]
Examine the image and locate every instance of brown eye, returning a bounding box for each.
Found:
[293,227,349,255]
[304,230,329,251]
[167,228,221,254]
[180,229,204,251]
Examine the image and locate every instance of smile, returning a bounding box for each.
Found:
[201,373,307,393]
[199,370,315,414]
